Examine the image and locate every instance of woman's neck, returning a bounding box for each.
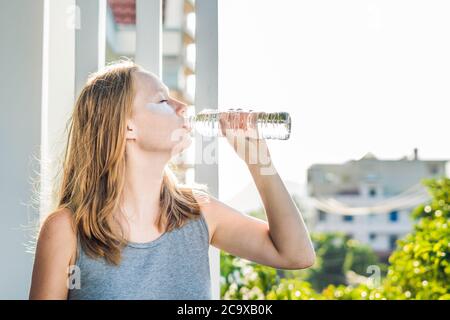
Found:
[120,146,171,226]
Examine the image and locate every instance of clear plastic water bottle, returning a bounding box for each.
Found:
[185,108,291,140]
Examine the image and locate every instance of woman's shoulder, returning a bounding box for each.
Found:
[38,208,78,265]
[191,190,221,244]
[29,209,78,299]
[41,208,76,236]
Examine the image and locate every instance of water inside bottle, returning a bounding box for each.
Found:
[185,107,291,140]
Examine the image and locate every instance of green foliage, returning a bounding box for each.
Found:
[346,239,382,275]
[306,233,349,290]
[305,233,382,291]
[221,251,279,300]
[266,279,321,300]
[383,178,450,300]
[321,284,386,300]
[220,178,450,300]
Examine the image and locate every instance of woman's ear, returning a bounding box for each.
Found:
[126,120,138,140]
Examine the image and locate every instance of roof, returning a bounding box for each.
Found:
[360,152,378,160]
[108,0,166,25]
[308,154,449,171]
[108,0,136,25]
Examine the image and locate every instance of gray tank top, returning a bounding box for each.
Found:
[68,214,212,300]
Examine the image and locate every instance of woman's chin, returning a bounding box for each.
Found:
[170,135,192,157]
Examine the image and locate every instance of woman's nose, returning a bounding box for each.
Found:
[175,102,188,117]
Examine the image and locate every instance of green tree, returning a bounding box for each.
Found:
[345,239,384,276]
[383,178,450,299]
[304,233,382,291]
[266,279,321,300]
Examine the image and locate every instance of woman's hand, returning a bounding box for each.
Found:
[218,109,272,168]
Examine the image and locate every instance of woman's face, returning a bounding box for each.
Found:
[127,70,191,155]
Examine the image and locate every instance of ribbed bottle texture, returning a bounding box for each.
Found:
[186,108,291,140]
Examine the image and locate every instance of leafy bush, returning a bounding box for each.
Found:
[382,178,450,300]
[221,251,279,300]
[266,279,321,300]
[305,233,383,291]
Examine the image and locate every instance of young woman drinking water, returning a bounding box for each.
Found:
[29,60,315,300]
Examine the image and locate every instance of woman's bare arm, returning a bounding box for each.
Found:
[199,116,316,270]
[29,209,77,300]
[196,162,315,270]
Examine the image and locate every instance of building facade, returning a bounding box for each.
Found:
[307,150,448,259]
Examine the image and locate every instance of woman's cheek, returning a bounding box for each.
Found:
[144,102,176,116]
[134,105,181,148]
[143,117,182,150]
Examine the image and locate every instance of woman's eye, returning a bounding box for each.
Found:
[160,100,168,103]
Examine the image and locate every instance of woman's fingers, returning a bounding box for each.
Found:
[220,109,260,142]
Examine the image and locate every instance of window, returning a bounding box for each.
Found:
[343,215,354,222]
[324,172,337,184]
[318,210,327,222]
[369,233,377,241]
[389,235,398,250]
[369,188,377,197]
[429,164,439,175]
[389,211,398,222]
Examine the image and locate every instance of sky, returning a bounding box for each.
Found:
[216,0,450,203]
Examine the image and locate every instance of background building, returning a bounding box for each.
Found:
[307,149,448,260]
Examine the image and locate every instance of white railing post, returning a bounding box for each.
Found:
[135,0,162,77]
[40,0,76,218]
[75,0,106,96]
[195,0,220,300]
[0,0,76,298]
[0,0,46,299]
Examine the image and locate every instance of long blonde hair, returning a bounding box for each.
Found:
[49,60,208,265]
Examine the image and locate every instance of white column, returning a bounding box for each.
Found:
[195,0,220,300]
[0,0,75,298]
[75,0,106,96]
[0,0,45,299]
[135,0,162,77]
[40,0,76,219]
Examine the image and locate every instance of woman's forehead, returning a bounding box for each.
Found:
[134,71,168,96]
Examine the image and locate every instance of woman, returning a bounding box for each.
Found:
[29,60,315,300]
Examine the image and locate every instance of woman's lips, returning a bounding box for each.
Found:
[182,118,192,132]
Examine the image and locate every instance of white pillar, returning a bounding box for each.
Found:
[0,0,45,299]
[75,0,106,96]
[40,0,76,219]
[0,0,75,298]
[195,0,220,300]
[135,0,162,77]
